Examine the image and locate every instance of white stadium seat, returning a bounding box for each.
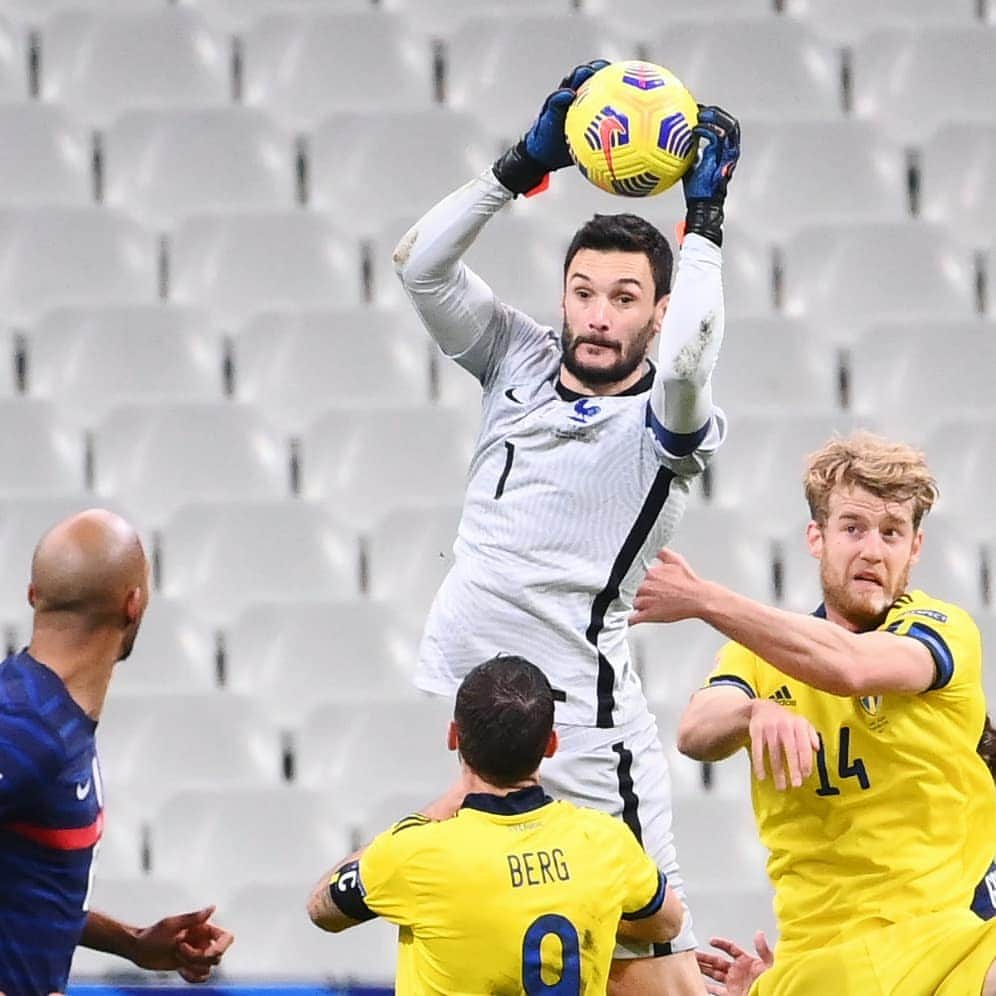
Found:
[27,305,224,427]
[0,103,92,207]
[0,404,86,502]
[709,316,840,420]
[225,599,420,727]
[153,787,349,907]
[105,108,296,230]
[93,403,290,526]
[366,503,462,632]
[243,11,434,130]
[219,883,398,981]
[69,878,202,979]
[446,15,630,143]
[171,211,363,324]
[725,120,908,241]
[849,321,996,440]
[114,595,218,694]
[0,327,17,400]
[0,496,132,623]
[300,408,474,530]
[708,412,877,531]
[390,0,573,42]
[40,8,232,127]
[181,0,373,32]
[921,123,996,251]
[233,307,432,432]
[7,0,164,29]
[691,884,779,956]
[853,27,996,144]
[786,0,980,45]
[0,207,158,323]
[924,417,996,521]
[583,0,773,39]
[297,696,458,810]
[0,17,28,100]
[668,506,777,604]
[159,500,360,623]
[649,19,844,122]
[97,692,284,820]
[310,108,495,237]
[781,221,977,344]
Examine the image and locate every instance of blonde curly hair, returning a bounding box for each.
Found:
[804,431,938,529]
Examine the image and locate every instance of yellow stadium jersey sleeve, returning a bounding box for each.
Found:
[356,814,430,927]
[882,590,982,695]
[705,639,761,698]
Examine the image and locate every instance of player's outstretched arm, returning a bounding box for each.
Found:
[80,907,233,983]
[633,549,937,696]
[615,884,684,944]
[393,61,606,362]
[648,106,739,450]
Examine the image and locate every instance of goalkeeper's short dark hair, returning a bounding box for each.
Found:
[454,654,555,787]
[564,213,674,301]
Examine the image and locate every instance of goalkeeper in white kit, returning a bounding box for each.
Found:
[393,61,740,996]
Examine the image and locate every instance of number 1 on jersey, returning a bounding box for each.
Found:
[495,441,516,499]
[522,914,581,994]
[815,726,871,796]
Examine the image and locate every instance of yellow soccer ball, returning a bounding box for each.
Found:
[565,60,699,197]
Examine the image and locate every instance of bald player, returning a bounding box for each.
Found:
[0,509,233,996]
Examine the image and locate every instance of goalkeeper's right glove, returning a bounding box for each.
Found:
[682,105,741,247]
[492,59,609,197]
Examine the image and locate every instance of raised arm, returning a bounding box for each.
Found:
[393,61,607,361]
[648,107,740,448]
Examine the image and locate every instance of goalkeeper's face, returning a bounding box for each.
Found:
[808,485,923,630]
[561,249,667,389]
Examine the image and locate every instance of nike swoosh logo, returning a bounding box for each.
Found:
[76,779,92,800]
[505,388,524,404]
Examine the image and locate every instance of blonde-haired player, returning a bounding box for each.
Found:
[630,431,996,995]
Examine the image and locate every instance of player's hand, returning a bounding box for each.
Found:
[683,105,740,247]
[493,60,609,196]
[130,905,234,982]
[748,699,820,791]
[697,932,773,996]
[630,548,708,625]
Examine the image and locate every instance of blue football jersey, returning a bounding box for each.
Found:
[0,650,103,995]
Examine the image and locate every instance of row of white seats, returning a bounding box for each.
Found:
[0,206,992,330]
[1,307,993,431]
[0,9,992,138]
[1,102,995,248]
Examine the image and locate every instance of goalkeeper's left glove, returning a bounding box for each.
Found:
[682,105,741,247]
[492,59,609,196]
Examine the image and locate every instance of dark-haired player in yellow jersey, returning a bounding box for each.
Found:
[306,654,683,994]
[630,431,996,996]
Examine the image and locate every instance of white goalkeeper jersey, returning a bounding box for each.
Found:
[398,171,727,729]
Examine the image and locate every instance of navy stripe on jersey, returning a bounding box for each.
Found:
[889,621,955,690]
[644,406,711,457]
[587,466,676,727]
[612,742,642,844]
[621,869,667,921]
[708,674,757,698]
[972,861,996,920]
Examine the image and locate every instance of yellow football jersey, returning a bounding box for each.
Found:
[707,590,996,958]
[356,786,664,995]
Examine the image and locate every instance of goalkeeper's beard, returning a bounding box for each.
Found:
[560,316,657,388]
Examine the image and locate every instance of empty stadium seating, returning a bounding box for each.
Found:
[40,8,232,126]
[27,305,225,426]
[785,0,981,44]
[104,107,296,229]
[93,402,290,525]
[233,306,433,431]
[159,500,360,623]
[0,403,87,501]
[0,103,92,207]
[0,17,28,100]
[925,417,996,521]
[921,123,996,251]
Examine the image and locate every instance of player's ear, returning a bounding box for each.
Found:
[27,582,36,608]
[544,730,558,759]
[123,585,144,624]
[806,520,823,560]
[446,720,459,752]
[909,528,924,566]
[654,292,670,330]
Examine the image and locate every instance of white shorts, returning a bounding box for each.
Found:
[540,709,698,960]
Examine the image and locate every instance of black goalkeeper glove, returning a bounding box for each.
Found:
[682,105,741,247]
[492,59,610,196]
